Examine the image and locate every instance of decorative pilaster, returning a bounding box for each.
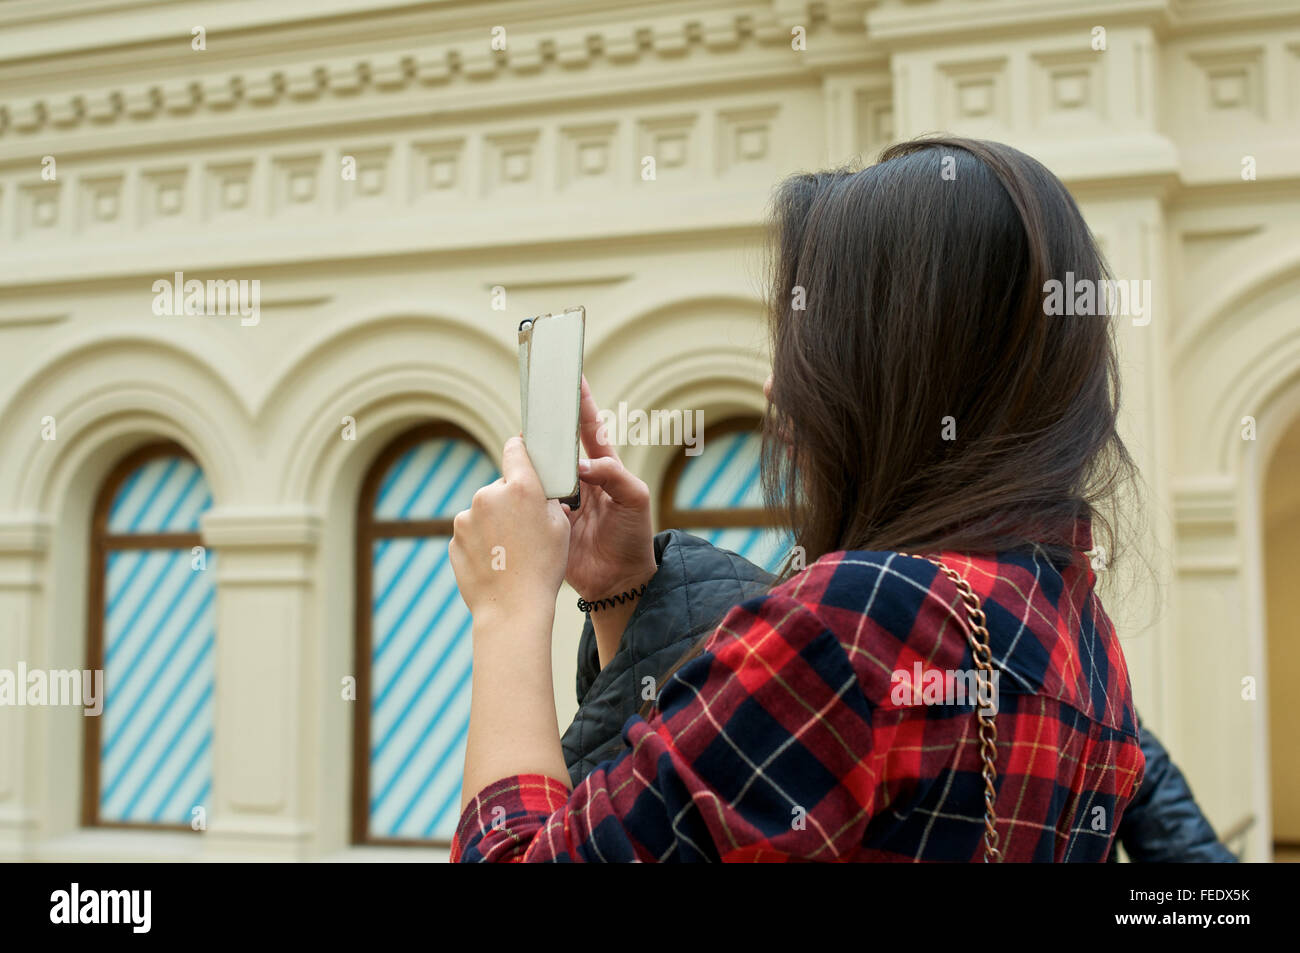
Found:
[0,514,51,860]
[199,505,323,861]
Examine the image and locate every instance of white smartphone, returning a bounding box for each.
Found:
[518,306,585,506]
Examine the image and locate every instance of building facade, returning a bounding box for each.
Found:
[0,0,1296,861]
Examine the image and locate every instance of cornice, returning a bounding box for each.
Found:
[865,0,1300,48]
[0,2,876,142]
[4,0,1294,150]
[866,0,1173,48]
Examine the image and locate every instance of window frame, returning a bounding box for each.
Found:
[657,416,774,532]
[351,421,490,847]
[83,439,206,832]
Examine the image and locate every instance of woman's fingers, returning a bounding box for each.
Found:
[576,456,649,509]
[578,376,620,463]
[500,436,543,495]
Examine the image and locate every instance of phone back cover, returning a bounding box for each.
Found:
[518,307,584,500]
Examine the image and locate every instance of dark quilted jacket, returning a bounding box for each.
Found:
[561,530,773,781]
[560,529,1235,863]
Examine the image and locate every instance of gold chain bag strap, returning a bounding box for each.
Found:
[901,553,1003,862]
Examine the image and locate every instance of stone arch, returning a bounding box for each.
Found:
[587,294,769,401]
[270,310,517,507]
[586,294,770,507]
[0,332,248,512]
[1173,225,1300,369]
[1172,248,1300,478]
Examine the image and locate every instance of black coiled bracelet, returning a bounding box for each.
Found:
[577,581,649,614]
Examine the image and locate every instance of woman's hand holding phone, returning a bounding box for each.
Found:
[564,377,658,666]
[448,436,570,628]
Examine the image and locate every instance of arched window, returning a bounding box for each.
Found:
[353,423,500,845]
[659,418,789,573]
[85,442,216,829]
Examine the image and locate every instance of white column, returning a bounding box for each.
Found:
[200,505,323,861]
[0,515,50,860]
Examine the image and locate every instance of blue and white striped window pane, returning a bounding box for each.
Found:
[368,437,500,841]
[673,429,790,575]
[373,437,499,521]
[673,430,764,511]
[680,526,788,575]
[99,456,215,825]
[106,456,210,534]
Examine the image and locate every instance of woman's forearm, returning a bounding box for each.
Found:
[591,602,638,668]
[589,565,659,668]
[461,606,571,812]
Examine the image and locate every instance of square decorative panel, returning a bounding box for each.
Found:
[411,138,466,200]
[338,146,393,210]
[716,105,780,176]
[205,161,256,222]
[17,182,61,238]
[1031,52,1106,127]
[141,168,188,226]
[636,114,697,182]
[1189,48,1265,120]
[484,130,540,196]
[938,58,1008,131]
[271,153,324,216]
[559,122,618,189]
[78,174,125,233]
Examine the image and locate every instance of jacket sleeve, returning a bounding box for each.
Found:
[574,613,602,706]
[454,593,877,862]
[1115,720,1236,862]
[573,530,778,705]
[572,530,673,705]
[563,530,777,786]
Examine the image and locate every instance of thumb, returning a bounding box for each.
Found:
[501,436,543,494]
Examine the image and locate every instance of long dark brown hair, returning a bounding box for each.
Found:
[764,135,1134,568]
[643,135,1137,713]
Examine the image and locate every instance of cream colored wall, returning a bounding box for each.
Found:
[0,0,1296,861]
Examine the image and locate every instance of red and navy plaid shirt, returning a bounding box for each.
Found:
[452,527,1144,862]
